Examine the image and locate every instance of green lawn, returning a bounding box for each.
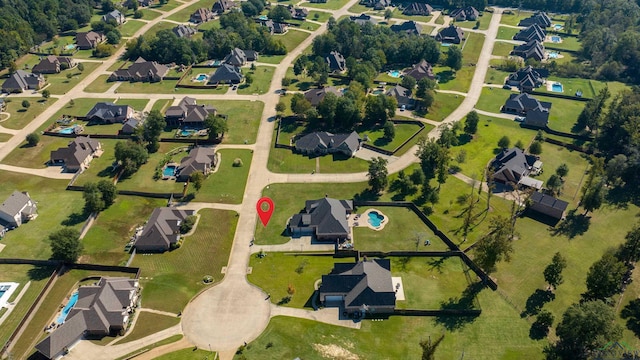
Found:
[108,60,130,71]
[456,14,492,30]
[545,97,585,134]
[114,335,184,360]
[145,21,176,37]
[0,133,13,142]
[535,142,590,204]
[434,12,444,24]
[237,66,275,95]
[422,91,464,121]
[278,29,311,52]
[154,347,216,360]
[304,0,352,10]
[73,139,120,185]
[535,76,598,99]
[308,10,333,22]
[347,3,371,13]
[84,75,113,93]
[132,208,237,313]
[81,196,166,265]
[116,80,178,93]
[151,0,180,11]
[358,122,423,152]
[462,32,485,64]
[545,36,581,52]
[391,8,432,23]
[120,20,146,37]
[45,62,101,94]
[114,312,180,344]
[256,54,286,65]
[0,98,57,130]
[500,11,534,26]
[196,19,220,31]
[140,8,162,20]
[434,65,474,93]
[197,100,263,144]
[165,0,216,22]
[484,67,511,85]
[474,87,513,113]
[492,41,514,57]
[353,206,449,251]
[194,149,253,204]
[496,26,519,40]
[2,134,77,168]
[151,99,172,113]
[114,98,149,111]
[116,143,190,194]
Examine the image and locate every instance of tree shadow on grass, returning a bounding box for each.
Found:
[520,289,555,318]
[28,265,56,281]
[427,257,446,273]
[550,209,590,239]
[457,133,472,146]
[435,282,483,331]
[529,320,551,340]
[353,189,380,201]
[61,210,90,227]
[436,70,455,84]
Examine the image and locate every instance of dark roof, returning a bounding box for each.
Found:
[514,24,546,42]
[208,64,243,84]
[76,31,105,49]
[503,93,551,114]
[319,259,395,310]
[102,10,125,23]
[0,191,36,222]
[111,57,169,81]
[385,85,412,106]
[435,25,464,43]
[190,8,215,23]
[491,147,537,183]
[390,21,422,35]
[405,59,435,81]
[326,51,346,72]
[177,147,216,178]
[172,24,197,38]
[512,40,545,61]
[135,207,194,251]
[518,12,552,27]
[507,66,547,87]
[224,48,248,66]
[212,0,236,13]
[289,6,309,19]
[295,131,361,157]
[121,119,139,134]
[289,197,353,238]
[303,86,343,106]
[262,19,287,34]
[86,102,133,122]
[530,191,568,219]
[2,70,44,92]
[524,106,550,128]
[450,6,479,21]
[403,3,433,15]
[50,137,101,170]
[32,56,74,73]
[349,14,377,26]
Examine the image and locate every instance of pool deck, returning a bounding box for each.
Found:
[0,282,20,309]
[350,208,389,231]
[0,282,29,327]
[546,81,564,92]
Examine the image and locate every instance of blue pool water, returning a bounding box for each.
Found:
[56,292,79,324]
[180,129,196,137]
[59,126,77,134]
[163,165,177,177]
[388,70,401,78]
[548,51,559,59]
[367,211,385,228]
[195,74,208,82]
[0,289,5,298]
[372,89,384,95]
[441,43,452,47]
[551,82,563,92]
[553,24,563,30]
[551,36,561,43]
[258,15,268,20]
[65,44,75,50]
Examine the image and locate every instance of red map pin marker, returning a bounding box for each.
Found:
[256,197,275,227]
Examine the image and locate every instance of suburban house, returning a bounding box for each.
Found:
[85,102,134,123]
[32,56,76,74]
[295,131,361,157]
[165,97,217,127]
[511,40,545,61]
[35,277,139,360]
[190,8,215,23]
[126,0,153,7]
[518,12,552,28]
[120,118,140,135]
[288,197,353,241]
[405,59,435,80]
[224,48,258,66]
[76,31,106,50]
[503,93,551,128]
[304,86,343,107]
[490,147,543,189]
[326,51,346,72]
[506,66,548,92]
[102,10,126,25]
[212,0,237,14]
[2,70,45,93]
[449,6,479,21]
[208,64,243,84]
[109,57,169,82]
[135,207,195,252]
[528,191,568,221]
[289,5,309,20]
[318,259,396,316]
[349,14,378,26]
[0,191,37,228]
[513,24,546,42]
[50,136,102,173]
[390,21,422,35]
[403,3,433,16]
[309,0,327,3]
[172,24,197,38]
[176,146,217,182]
[261,19,288,34]
[385,85,413,109]
[361,0,391,10]
[435,25,464,44]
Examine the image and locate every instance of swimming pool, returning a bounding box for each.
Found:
[59,126,77,134]
[553,24,563,30]
[551,82,563,92]
[388,70,401,78]
[195,74,208,82]
[180,129,197,137]
[551,36,561,43]
[372,89,384,95]
[367,211,385,228]
[56,292,79,324]
[548,51,559,59]
[441,43,452,47]
[258,15,268,20]
[163,165,177,177]
[65,44,75,50]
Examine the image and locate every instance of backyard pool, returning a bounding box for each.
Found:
[163,165,177,177]
[367,211,385,228]
[372,89,384,95]
[548,51,559,59]
[195,74,208,82]
[258,15,268,20]
[0,283,18,308]
[56,292,79,324]
[59,125,79,134]
[553,24,563,30]
[180,129,197,137]
[551,36,561,43]
[551,82,563,92]
[441,43,452,47]
[65,44,75,50]
[388,70,401,78]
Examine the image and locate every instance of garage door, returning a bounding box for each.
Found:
[324,295,343,308]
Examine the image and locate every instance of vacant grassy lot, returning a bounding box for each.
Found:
[475,87,513,113]
[45,62,100,94]
[0,98,57,130]
[140,8,162,20]
[115,312,180,344]
[308,11,332,23]
[492,41,514,57]
[305,0,351,10]
[353,206,448,251]
[120,20,146,37]
[545,97,585,134]
[197,100,263,144]
[84,75,113,93]
[166,0,216,22]
[81,196,165,265]
[484,67,511,85]
[115,98,150,111]
[132,209,237,313]
[500,11,534,26]
[154,347,216,359]
[434,65,474,93]
[534,142,589,203]
[496,26,519,40]
[462,33,485,65]
[279,29,310,52]
[195,149,252,204]
[237,66,275,95]
[423,91,464,121]
[358,122,423,152]
[116,80,178,94]
[145,20,176,37]
[456,14,492,30]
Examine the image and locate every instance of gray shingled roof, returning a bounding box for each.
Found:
[530,191,569,212]
[50,136,101,171]
[390,21,422,35]
[2,70,43,92]
[177,147,216,178]
[208,64,243,84]
[0,191,36,226]
[326,51,346,72]
[135,207,194,251]
[303,86,343,106]
[289,197,353,238]
[491,147,537,184]
[405,59,435,81]
[435,25,464,43]
[295,131,361,157]
[86,102,133,122]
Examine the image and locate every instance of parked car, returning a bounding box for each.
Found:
[400,104,406,111]
[502,84,511,90]
[514,116,525,122]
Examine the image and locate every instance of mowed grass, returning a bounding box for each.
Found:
[496,26,519,40]
[120,20,146,37]
[165,0,216,22]
[390,9,432,23]
[11,270,136,360]
[278,29,310,52]
[1,134,77,169]
[484,67,511,85]
[353,206,448,252]
[237,66,275,95]
[140,8,162,20]
[197,100,263,144]
[116,80,178,94]
[114,98,149,111]
[434,65,474,93]
[308,10,333,22]
[151,98,172,113]
[304,0,352,10]
[154,348,216,359]
[81,196,166,265]
[132,208,237,314]
[475,86,513,113]
[45,62,101,94]
[492,41,514,57]
[114,312,180,344]
[456,14,492,30]
[462,32,485,64]
[145,20,176,37]
[358,122,423,152]
[500,11,534,26]
[422,91,464,121]
[545,97,585,134]
[195,149,252,204]
[535,142,589,204]
[84,75,113,93]
[545,35,581,52]
[73,139,120,186]
[116,143,189,194]
[0,98,56,130]
[0,133,13,142]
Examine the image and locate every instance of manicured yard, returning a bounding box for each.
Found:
[391,8,432,23]
[120,20,146,37]
[81,196,166,265]
[2,134,77,168]
[151,99,172,113]
[484,67,511,85]
[151,0,180,11]
[434,65,474,93]
[496,26,519,40]
[462,32,485,64]
[358,122,423,152]
[114,98,150,111]
[474,87,513,113]
[140,8,162,20]
[145,21,176,37]
[116,143,190,194]
[116,80,178,94]
[434,12,445,24]
[278,29,310,52]
[194,149,253,204]
[237,66,275,95]
[422,91,464,121]
[308,10,333,23]
[534,142,589,203]
[545,35,581,52]
[197,100,264,144]
[131,208,237,313]
[84,75,113,93]
[268,144,370,174]
[0,133,12,142]
[347,3,371,13]
[353,206,448,251]
[456,14,492,30]
[45,62,101,94]
[165,0,216,22]
[492,41,514,57]
[0,98,57,130]
[304,0,352,10]
[154,348,216,360]
[114,335,184,360]
[114,312,180,344]
[545,97,585,134]
[196,19,220,31]
[535,76,598,98]
[500,11,534,26]
[256,54,286,65]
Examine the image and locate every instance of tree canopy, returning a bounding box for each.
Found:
[49,227,83,263]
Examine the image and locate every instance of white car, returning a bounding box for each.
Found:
[514,116,525,122]
[400,105,406,111]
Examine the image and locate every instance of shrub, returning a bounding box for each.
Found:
[180,215,197,233]
[26,132,40,146]
[233,158,243,167]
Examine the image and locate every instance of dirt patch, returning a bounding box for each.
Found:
[313,343,360,360]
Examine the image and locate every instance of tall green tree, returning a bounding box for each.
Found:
[543,252,567,290]
[49,228,83,263]
[445,45,463,71]
[205,113,229,140]
[464,110,479,135]
[584,251,627,301]
[115,141,149,177]
[190,171,205,191]
[367,157,388,194]
[616,222,640,264]
[141,109,166,153]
